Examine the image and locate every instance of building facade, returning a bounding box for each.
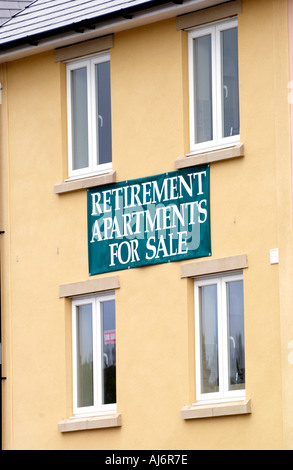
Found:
[0,0,293,450]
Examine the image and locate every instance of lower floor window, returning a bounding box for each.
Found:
[194,272,245,402]
[72,292,116,415]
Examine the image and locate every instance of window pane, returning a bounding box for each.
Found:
[193,35,213,144]
[221,27,240,137]
[199,284,219,394]
[101,300,116,404]
[227,280,245,391]
[71,67,89,170]
[96,61,112,165]
[76,304,93,408]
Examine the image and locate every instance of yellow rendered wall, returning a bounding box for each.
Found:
[1,0,292,449]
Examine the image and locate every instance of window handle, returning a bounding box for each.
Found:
[230,336,235,348]
[98,114,103,127]
[103,353,108,366]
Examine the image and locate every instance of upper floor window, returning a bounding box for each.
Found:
[194,272,245,403]
[67,52,112,179]
[188,19,240,153]
[72,293,116,416]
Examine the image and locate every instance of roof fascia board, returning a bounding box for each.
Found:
[0,0,228,63]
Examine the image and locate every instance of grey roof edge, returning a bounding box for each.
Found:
[0,0,36,27]
[0,0,231,62]
[0,0,172,48]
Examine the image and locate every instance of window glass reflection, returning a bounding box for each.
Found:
[221,27,240,138]
[76,303,93,408]
[101,300,116,404]
[71,67,89,170]
[227,280,245,390]
[96,61,112,165]
[199,284,219,394]
[193,34,213,144]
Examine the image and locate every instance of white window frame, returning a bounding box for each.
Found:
[194,272,245,404]
[66,51,112,179]
[188,18,240,154]
[72,292,116,417]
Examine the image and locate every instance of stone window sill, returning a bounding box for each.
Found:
[54,170,116,194]
[175,143,244,170]
[180,399,251,420]
[58,413,121,432]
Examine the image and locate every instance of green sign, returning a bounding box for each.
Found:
[87,166,211,275]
